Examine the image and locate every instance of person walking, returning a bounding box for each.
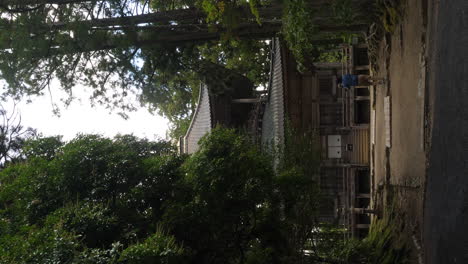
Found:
[339,74,385,88]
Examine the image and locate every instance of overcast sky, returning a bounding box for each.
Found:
[2,85,169,141]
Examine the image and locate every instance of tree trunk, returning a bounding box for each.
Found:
[20,22,360,57]
[1,17,366,55]
[47,22,283,54]
[47,10,363,35]
[50,8,206,29]
[0,0,91,6]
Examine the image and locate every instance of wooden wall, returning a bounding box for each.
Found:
[282,45,320,133]
[343,127,370,165]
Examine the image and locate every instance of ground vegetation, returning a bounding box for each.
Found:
[0,127,333,263]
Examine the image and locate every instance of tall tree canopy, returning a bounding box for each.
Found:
[0,0,283,138]
[0,0,369,138]
[0,1,277,97]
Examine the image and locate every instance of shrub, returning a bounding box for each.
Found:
[164,127,274,263]
[126,155,186,221]
[0,223,80,264]
[118,228,186,264]
[22,136,64,160]
[75,245,122,264]
[0,158,63,226]
[47,202,120,248]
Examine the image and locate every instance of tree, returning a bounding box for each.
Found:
[0,1,275,138]
[0,104,36,167]
[0,0,371,139]
[0,133,184,263]
[22,135,63,160]
[163,127,276,263]
[0,0,277,97]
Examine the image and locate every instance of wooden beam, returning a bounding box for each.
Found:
[356,224,370,229]
[356,193,371,198]
[232,98,262,103]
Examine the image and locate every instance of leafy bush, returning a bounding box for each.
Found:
[0,134,180,262]
[22,136,64,160]
[75,244,122,264]
[125,154,186,223]
[0,157,63,226]
[184,127,273,207]
[376,0,405,33]
[118,228,186,264]
[282,0,374,70]
[331,0,361,26]
[163,127,275,263]
[1,129,373,264]
[0,222,81,264]
[244,242,275,264]
[199,0,262,28]
[56,135,138,202]
[47,202,120,248]
[346,212,410,263]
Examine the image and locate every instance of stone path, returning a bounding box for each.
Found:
[423,0,468,263]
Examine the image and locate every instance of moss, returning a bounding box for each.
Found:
[346,201,411,264]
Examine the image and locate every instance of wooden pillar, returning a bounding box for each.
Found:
[356,193,370,198]
[356,224,370,229]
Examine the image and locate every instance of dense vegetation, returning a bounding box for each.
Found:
[0,126,411,263]
[0,128,323,263]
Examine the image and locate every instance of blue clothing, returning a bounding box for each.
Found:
[342,74,358,88]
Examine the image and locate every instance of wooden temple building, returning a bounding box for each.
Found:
[180,38,372,238]
[179,75,254,154]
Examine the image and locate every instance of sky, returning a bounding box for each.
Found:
[3,85,169,141]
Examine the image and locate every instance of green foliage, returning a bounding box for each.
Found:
[198,39,270,89]
[22,136,64,160]
[274,126,323,262]
[47,202,119,248]
[280,125,321,176]
[0,134,180,262]
[129,155,186,221]
[375,0,405,33]
[75,244,122,264]
[244,241,275,264]
[184,127,272,193]
[281,0,373,71]
[317,49,343,63]
[0,157,63,225]
[139,39,270,140]
[341,211,410,264]
[167,117,192,140]
[57,134,139,202]
[119,228,186,264]
[0,106,36,167]
[164,127,275,263]
[198,0,262,29]
[0,221,81,264]
[331,0,361,26]
[0,1,275,141]
[282,0,319,72]
[0,128,375,264]
[150,0,197,10]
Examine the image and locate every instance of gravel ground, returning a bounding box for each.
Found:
[423,0,468,263]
